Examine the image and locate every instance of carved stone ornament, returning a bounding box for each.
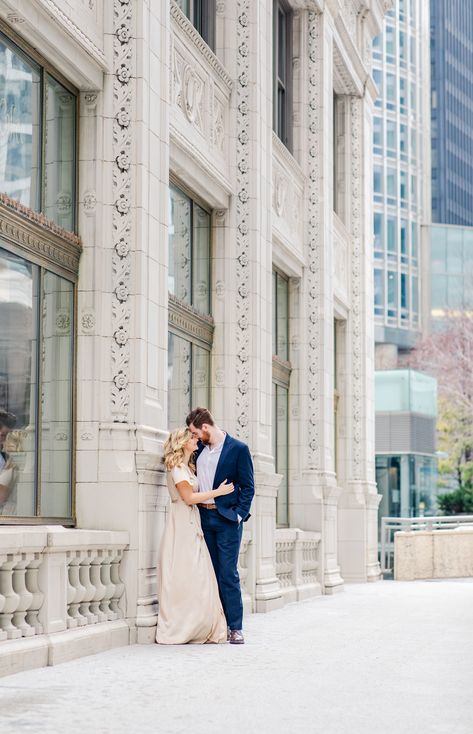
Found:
[234,0,251,439]
[350,96,363,478]
[0,193,81,279]
[111,0,133,423]
[306,12,322,466]
[183,65,203,124]
[274,175,287,217]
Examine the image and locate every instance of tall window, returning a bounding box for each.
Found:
[174,0,216,50]
[168,183,212,429]
[0,31,78,523]
[272,269,291,527]
[273,1,292,150]
[0,32,77,231]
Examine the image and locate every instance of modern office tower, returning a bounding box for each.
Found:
[372,0,431,361]
[431,1,473,226]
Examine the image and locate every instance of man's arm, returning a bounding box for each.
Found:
[235,444,254,521]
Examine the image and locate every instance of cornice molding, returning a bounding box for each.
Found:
[36,0,107,71]
[168,294,214,348]
[0,195,81,278]
[171,1,232,92]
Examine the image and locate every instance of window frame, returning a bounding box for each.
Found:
[0,22,79,234]
[273,0,293,151]
[167,178,214,428]
[0,208,79,526]
[272,267,291,528]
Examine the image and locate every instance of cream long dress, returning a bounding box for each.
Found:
[156,463,227,644]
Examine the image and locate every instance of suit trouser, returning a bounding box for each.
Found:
[199,508,244,630]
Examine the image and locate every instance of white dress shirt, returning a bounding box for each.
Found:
[196,435,226,503]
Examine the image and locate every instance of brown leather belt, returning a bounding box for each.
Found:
[198,503,217,510]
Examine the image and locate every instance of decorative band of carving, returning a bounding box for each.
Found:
[350,96,363,477]
[235,0,251,440]
[306,12,322,467]
[0,198,81,279]
[111,0,133,423]
[171,2,233,91]
[168,295,214,348]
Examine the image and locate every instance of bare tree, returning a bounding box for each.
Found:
[408,311,473,489]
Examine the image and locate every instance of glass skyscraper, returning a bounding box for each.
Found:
[431,0,473,226]
[372,0,431,354]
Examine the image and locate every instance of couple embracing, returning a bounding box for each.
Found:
[156,407,254,645]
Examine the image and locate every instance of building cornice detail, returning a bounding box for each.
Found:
[170,2,232,91]
[36,0,107,72]
[0,196,81,278]
[168,295,214,348]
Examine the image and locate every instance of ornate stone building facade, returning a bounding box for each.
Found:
[0,0,389,675]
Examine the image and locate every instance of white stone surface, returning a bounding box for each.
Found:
[395,528,473,580]
[0,580,472,734]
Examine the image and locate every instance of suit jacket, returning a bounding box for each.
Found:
[196,433,254,523]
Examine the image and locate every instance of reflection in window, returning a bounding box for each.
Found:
[273,1,293,150]
[374,269,384,317]
[273,270,289,361]
[272,384,289,527]
[0,35,41,211]
[0,33,77,231]
[167,183,212,430]
[169,185,210,314]
[0,245,74,519]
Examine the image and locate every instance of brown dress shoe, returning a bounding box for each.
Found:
[229,629,244,644]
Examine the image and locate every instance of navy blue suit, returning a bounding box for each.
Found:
[196,433,254,630]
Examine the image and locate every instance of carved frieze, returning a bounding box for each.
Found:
[272,134,304,256]
[0,195,81,279]
[170,2,232,170]
[306,12,322,467]
[111,0,133,423]
[350,96,363,478]
[235,0,251,439]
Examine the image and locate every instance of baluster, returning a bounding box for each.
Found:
[25,554,44,634]
[110,550,125,618]
[68,553,87,626]
[12,554,34,637]
[66,552,78,629]
[0,555,21,639]
[100,550,117,621]
[89,550,107,623]
[79,551,98,624]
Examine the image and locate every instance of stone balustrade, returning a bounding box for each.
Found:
[275,529,322,603]
[0,528,129,677]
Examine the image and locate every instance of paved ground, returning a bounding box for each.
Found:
[0,579,472,734]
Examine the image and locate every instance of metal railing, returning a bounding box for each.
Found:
[380,515,473,576]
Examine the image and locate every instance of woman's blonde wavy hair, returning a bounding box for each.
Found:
[163,427,195,471]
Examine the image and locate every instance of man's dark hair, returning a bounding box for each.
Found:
[186,407,214,429]
[0,410,16,430]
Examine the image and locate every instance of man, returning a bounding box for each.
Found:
[186,407,254,645]
[0,410,17,514]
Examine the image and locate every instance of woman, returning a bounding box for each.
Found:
[156,427,234,644]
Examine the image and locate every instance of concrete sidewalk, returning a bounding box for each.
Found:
[0,579,472,734]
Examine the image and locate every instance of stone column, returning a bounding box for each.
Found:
[290,10,344,594]
[76,0,171,642]
[212,0,282,611]
[337,93,381,582]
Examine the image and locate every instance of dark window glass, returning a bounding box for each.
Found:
[273,1,292,150]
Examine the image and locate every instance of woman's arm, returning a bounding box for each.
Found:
[0,465,14,503]
[175,479,233,506]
